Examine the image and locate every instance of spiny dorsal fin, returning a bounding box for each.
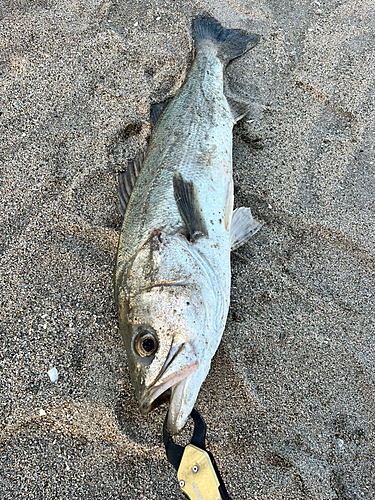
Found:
[230,207,262,250]
[173,173,208,242]
[117,150,145,216]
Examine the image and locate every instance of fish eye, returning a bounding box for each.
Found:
[135,331,158,357]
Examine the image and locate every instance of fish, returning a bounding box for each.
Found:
[114,15,261,435]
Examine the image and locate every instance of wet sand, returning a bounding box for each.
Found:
[1,0,374,498]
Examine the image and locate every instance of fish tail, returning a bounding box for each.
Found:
[193,15,260,65]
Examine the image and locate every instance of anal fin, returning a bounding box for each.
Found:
[230,207,262,250]
[173,174,208,242]
[226,96,252,123]
[224,76,255,123]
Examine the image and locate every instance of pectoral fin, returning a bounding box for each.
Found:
[173,174,208,243]
[230,207,262,250]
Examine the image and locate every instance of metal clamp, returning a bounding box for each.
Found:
[163,409,232,500]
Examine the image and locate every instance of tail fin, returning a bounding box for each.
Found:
[193,15,260,65]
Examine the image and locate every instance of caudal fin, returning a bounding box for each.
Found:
[193,15,260,65]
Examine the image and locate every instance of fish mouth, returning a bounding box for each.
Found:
[139,340,198,414]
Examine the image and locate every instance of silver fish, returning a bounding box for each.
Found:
[115,16,261,434]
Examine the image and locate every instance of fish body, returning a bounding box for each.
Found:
[115,16,261,434]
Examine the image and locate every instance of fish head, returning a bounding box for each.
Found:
[118,231,217,431]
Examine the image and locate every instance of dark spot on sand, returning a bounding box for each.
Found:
[118,122,142,142]
[265,450,293,471]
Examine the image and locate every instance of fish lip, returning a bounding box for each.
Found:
[139,341,198,414]
[165,378,189,435]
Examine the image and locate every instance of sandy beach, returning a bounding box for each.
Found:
[1,0,374,498]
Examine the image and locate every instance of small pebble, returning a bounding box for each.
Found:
[48,367,58,382]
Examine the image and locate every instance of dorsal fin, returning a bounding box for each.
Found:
[117,150,145,216]
[151,98,172,129]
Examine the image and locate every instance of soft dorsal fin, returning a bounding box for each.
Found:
[230,207,262,250]
[117,150,145,216]
[173,173,208,242]
[150,98,172,129]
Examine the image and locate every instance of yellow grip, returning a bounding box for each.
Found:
[177,444,221,500]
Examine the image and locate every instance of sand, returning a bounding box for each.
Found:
[0,0,374,498]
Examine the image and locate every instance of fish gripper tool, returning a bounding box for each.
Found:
[163,408,232,500]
